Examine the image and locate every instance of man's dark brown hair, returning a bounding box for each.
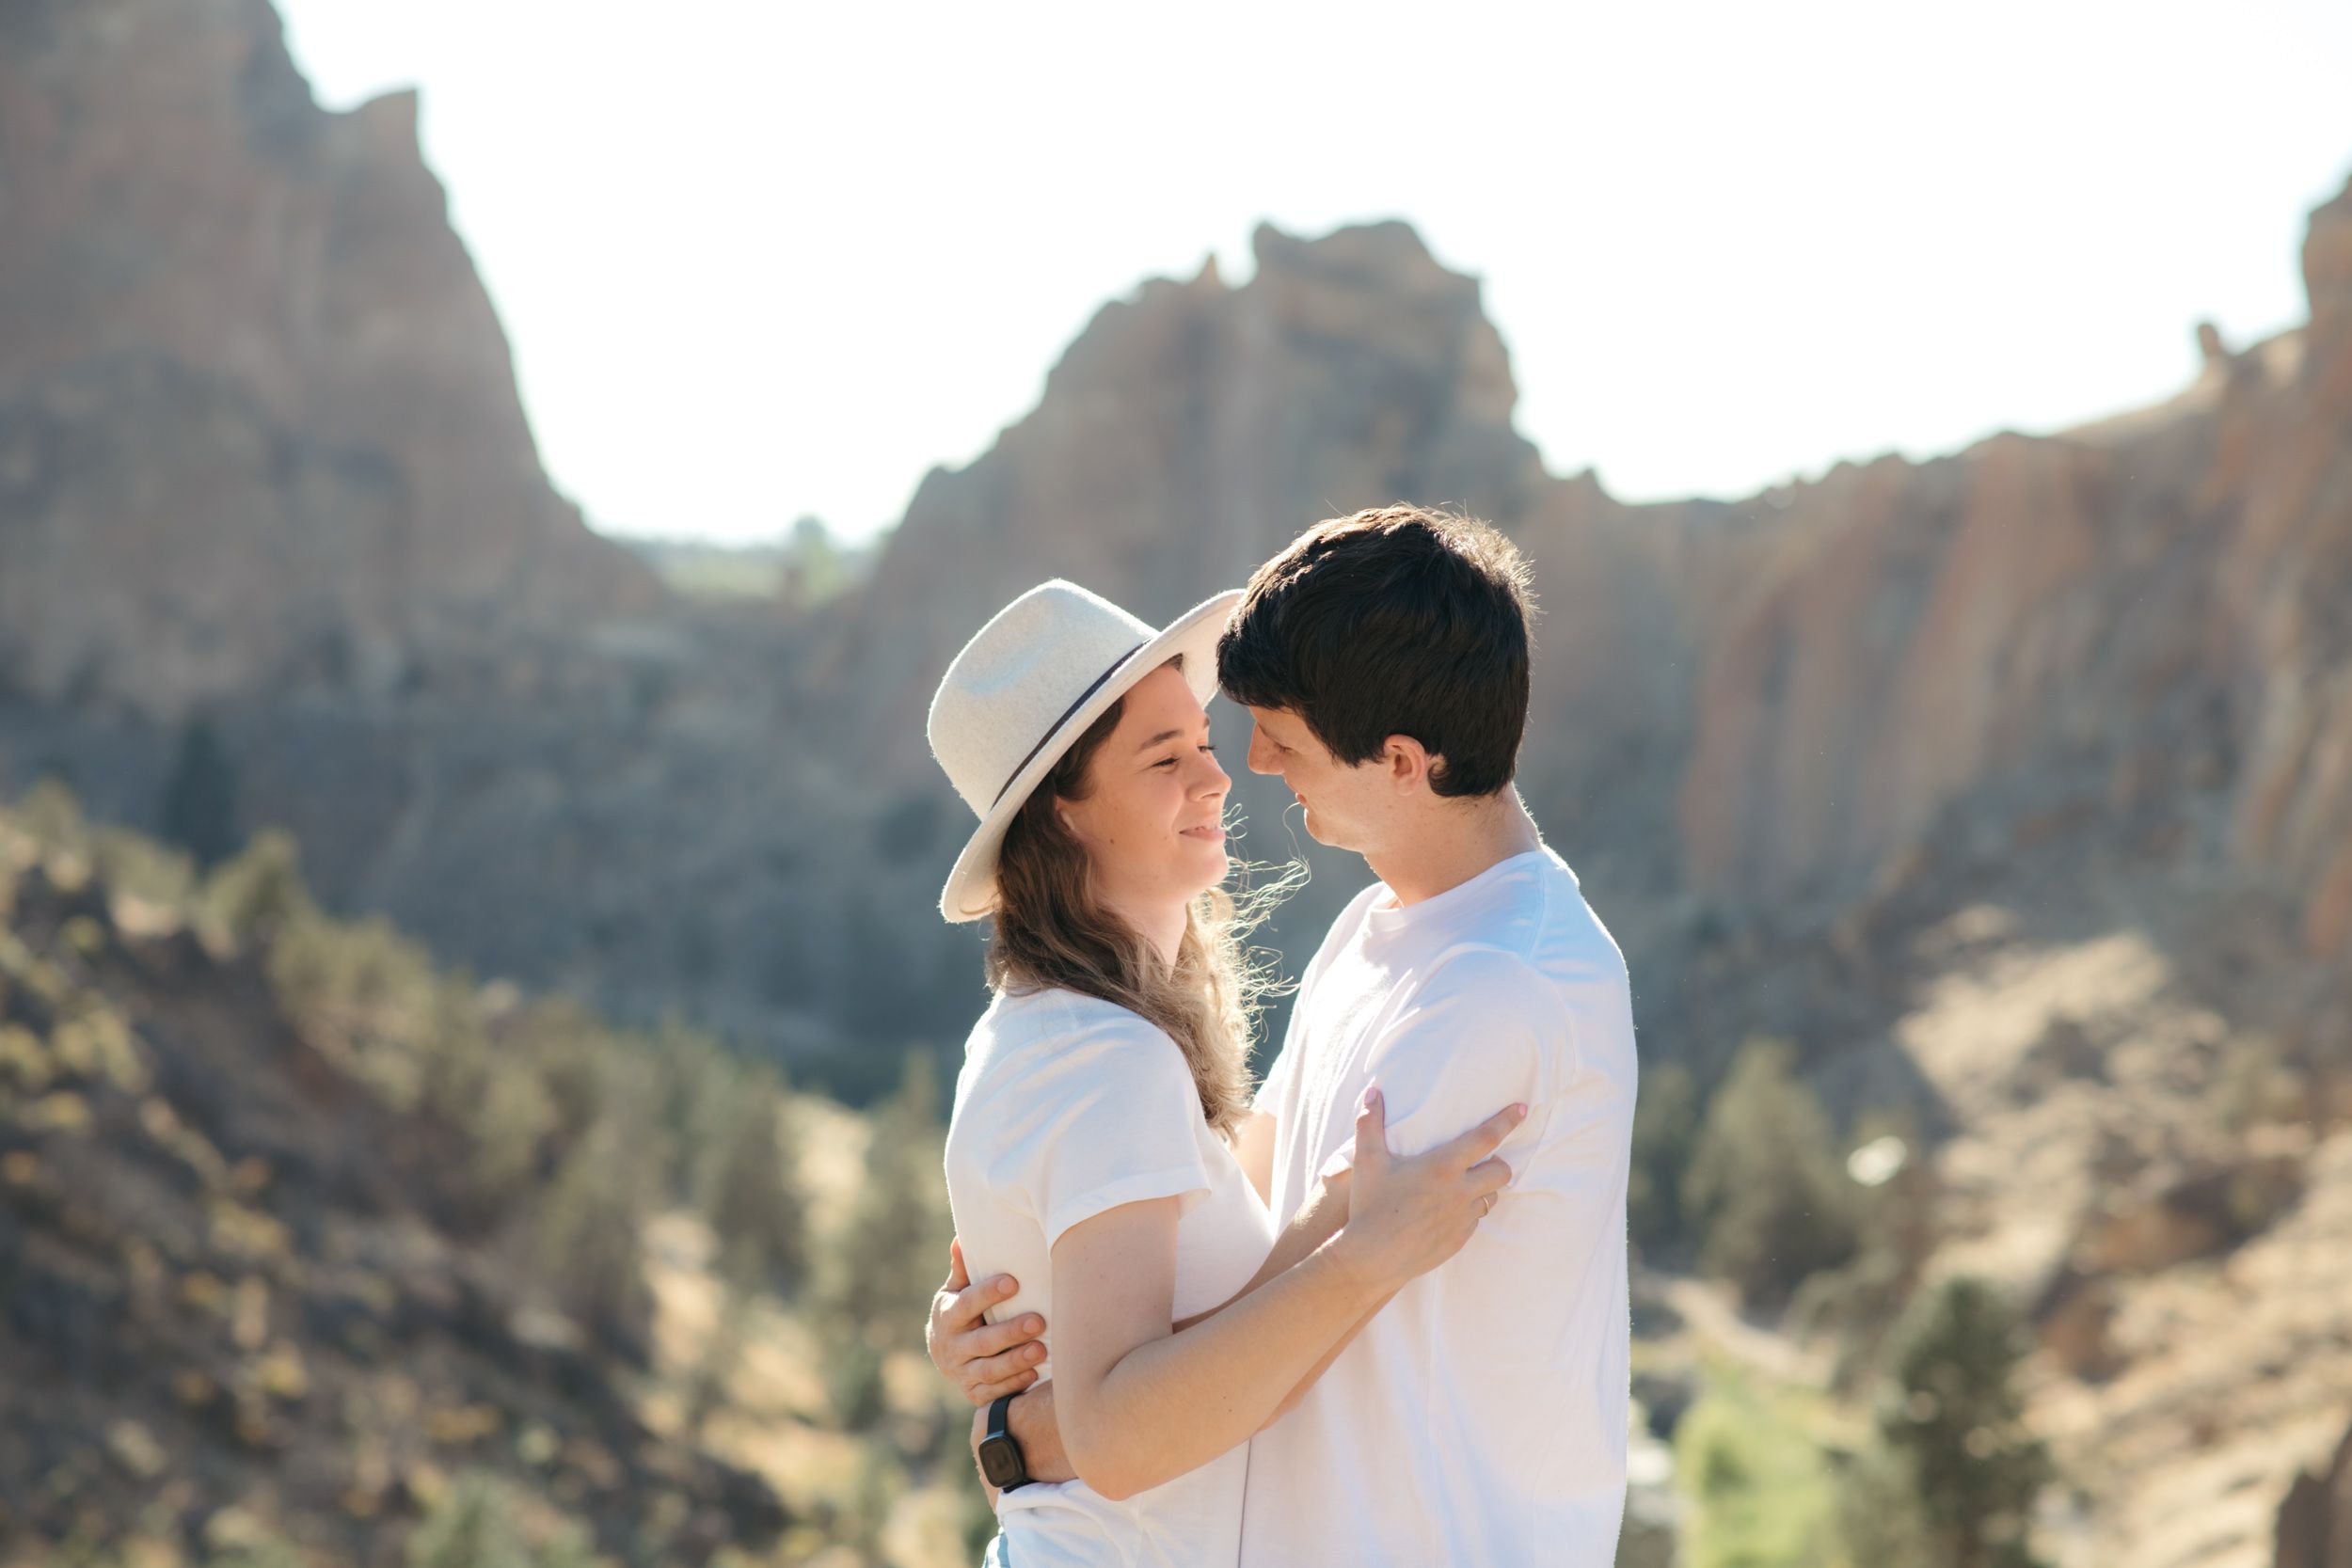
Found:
[1216,504,1535,799]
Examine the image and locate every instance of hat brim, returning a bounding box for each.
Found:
[939,588,1244,924]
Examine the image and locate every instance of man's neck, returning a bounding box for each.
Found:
[1364,791,1544,908]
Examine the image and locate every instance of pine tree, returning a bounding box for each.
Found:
[826,1051,951,1338]
[161,716,240,869]
[1880,1276,2052,1568]
[692,1059,805,1290]
[1629,1060,1697,1253]
[1681,1039,1861,1303]
[538,1088,662,1354]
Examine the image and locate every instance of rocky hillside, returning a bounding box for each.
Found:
[0,791,977,1566]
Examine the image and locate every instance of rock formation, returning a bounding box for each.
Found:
[2279,1414,2352,1568]
[0,0,659,720]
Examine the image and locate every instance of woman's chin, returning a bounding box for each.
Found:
[1180,841,1231,890]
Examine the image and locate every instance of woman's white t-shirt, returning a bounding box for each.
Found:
[945,987,1277,1568]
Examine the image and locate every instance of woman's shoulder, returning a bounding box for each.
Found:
[984,984,1174,1053]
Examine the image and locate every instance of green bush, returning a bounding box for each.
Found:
[1674,1368,1842,1568]
[1682,1040,1861,1305]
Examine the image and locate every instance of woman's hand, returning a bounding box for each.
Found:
[928,1239,1050,1405]
[1332,1087,1523,1292]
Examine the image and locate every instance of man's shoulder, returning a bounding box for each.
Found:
[1497,850,1629,981]
[1409,944,1573,1046]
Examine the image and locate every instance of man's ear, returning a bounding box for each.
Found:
[1383,735,1438,792]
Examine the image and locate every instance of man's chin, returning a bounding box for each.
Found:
[1297,807,1349,850]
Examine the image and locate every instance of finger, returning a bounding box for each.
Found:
[944,1273,1021,1333]
[962,1343,1048,1388]
[968,1369,1041,1405]
[1352,1083,1390,1173]
[946,1238,970,1293]
[1438,1101,1530,1168]
[1467,1155,1514,1199]
[961,1313,1048,1359]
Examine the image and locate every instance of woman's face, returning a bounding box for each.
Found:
[1059,662,1232,912]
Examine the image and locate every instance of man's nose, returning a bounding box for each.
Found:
[1246,728,1279,776]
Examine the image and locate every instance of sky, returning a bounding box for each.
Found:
[275,1,2352,547]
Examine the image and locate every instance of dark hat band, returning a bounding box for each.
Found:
[989,641,1146,808]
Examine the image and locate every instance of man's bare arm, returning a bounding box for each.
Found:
[1234,1110,1277,1205]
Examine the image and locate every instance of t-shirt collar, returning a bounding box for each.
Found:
[1364,847,1553,934]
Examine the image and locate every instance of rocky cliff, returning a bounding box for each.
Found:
[0,0,659,719]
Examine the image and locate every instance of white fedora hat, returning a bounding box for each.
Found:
[928,579,1243,924]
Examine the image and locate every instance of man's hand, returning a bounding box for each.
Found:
[1331,1087,1521,1291]
[929,1239,1049,1405]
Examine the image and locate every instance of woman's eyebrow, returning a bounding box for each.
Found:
[1134,728,1186,753]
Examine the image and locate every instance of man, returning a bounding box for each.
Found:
[930,505,1637,1566]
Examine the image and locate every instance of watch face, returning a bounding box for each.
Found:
[979,1438,1022,1488]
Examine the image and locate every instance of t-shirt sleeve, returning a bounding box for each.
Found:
[1320,947,1566,1181]
[998,1006,1221,1254]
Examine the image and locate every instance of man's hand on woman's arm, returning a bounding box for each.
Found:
[928,1240,1049,1405]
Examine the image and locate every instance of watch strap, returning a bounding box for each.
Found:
[983,1392,1030,1491]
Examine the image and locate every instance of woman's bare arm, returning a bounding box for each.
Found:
[1040,1094,1520,1501]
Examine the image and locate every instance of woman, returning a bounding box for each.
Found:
[926,580,1518,1566]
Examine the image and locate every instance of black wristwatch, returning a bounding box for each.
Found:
[978,1392,1031,1492]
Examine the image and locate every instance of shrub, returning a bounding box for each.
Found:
[405,1470,596,1568]
[202,829,315,951]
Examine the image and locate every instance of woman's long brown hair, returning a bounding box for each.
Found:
[984,658,1291,1140]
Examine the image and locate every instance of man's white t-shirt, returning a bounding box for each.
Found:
[945,986,1277,1568]
[1243,847,1637,1568]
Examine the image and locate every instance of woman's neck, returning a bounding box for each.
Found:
[1104,890,1189,968]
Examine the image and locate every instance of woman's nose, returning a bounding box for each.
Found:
[1196,749,1232,795]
